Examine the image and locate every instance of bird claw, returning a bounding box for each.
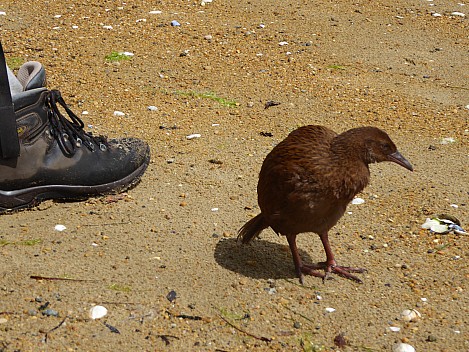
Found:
[299,262,365,284]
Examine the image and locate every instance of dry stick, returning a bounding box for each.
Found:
[45,316,68,343]
[283,305,316,325]
[218,314,272,342]
[30,275,98,282]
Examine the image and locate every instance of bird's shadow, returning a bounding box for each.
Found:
[214,237,313,280]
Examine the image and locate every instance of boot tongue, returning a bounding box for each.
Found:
[16,61,46,90]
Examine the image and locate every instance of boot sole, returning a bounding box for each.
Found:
[0,158,149,213]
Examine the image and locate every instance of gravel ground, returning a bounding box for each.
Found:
[0,0,468,351]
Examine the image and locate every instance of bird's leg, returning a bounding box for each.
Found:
[286,234,325,284]
[318,232,365,283]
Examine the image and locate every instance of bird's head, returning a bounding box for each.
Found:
[363,127,413,171]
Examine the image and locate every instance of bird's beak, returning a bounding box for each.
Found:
[388,151,413,171]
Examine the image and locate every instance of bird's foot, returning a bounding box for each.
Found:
[299,262,365,284]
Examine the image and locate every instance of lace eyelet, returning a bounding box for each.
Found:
[99,143,107,151]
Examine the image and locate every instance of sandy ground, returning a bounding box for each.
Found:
[0,0,468,351]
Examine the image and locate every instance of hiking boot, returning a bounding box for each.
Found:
[0,63,150,212]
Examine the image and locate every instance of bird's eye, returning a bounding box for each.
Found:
[381,143,392,153]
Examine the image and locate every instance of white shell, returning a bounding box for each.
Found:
[392,343,415,352]
[421,218,448,233]
[388,326,401,332]
[186,133,201,139]
[113,111,125,116]
[54,224,66,232]
[325,307,336,313]
[351,197,365,205]
[89,305,108,319]
[401,309,421,322]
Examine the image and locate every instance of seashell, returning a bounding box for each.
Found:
[113,111,125,117]
[351,197,365,205]
[325,307,336,313]
[54,224,66,231]
[186,133,201,140]
[89,305,108,319]
[401,308,421,322]
[392,343,415,352]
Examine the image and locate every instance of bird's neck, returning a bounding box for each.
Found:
[329,136,371,201]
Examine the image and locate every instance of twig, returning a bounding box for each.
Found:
[283,305,316,325]
[444,85,469,91]
[156,334,179,346]
[30,275,97,282]
[80,221,131,227]
[44,316,68,342]
[218,314,272,342]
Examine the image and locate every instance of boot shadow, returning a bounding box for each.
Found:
[214,237,313,280]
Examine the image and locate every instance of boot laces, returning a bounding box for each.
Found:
[46,90,108,157]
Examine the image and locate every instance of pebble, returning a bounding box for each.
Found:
[0,318,7,324]
[42,309,59,317]
[167,290,177,302]
[204,35,213,40]
[113,111,125,116]
[325,307,336,313]
[171,20,181,27]
[388,326,401,332]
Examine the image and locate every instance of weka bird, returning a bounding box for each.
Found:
[238,125,413,283]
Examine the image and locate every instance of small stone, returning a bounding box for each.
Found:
[42,309,59,317]
[167,290,177,302]
[426,335,437,342]
[171,20,181,27]
[293,321,301,329]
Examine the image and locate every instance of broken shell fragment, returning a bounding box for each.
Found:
[393,343,415,352]
[400,308,421,322]
[421,215,467,235]
[89,305,108,319]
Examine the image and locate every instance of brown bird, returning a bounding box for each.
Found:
[238,125,413,283]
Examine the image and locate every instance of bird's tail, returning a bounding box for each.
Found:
[237,213,268,244]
